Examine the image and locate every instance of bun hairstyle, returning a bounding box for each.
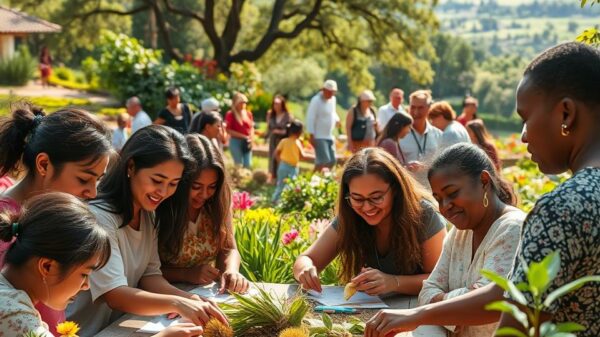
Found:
[0,192,111,276]
[428,143,517,206]
[0,102,112,177]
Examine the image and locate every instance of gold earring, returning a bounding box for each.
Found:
[561,124,570,137]
[483,192,489,208]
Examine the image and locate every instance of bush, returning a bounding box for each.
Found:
[0,45,36,86]
[277,173,339,222]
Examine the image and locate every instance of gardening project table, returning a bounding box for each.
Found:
[94,283,447,337]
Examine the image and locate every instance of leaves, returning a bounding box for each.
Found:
[527,251,560,297]
[495,327,528,337]
[481,269,527,305]
[485,301,529,329]
[544,276,600,307]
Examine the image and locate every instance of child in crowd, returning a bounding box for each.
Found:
[272,120,306,202]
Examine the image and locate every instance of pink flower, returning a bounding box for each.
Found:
[232,191,255,211]
[282,228,299,245]
[309,219,330,240]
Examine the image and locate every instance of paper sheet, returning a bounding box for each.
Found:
[188,283,260,303]
[307,286,389,309]
[138,316,182,334]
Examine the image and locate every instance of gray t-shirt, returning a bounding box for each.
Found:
[332,200,446,275]
[441,121,471,149]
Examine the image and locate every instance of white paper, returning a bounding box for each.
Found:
[138,316,182,334]
[307,286,389,309]
[188,283,260,303]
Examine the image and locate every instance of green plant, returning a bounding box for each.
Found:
[0,45,36,86]
[278,173,339,222]
[483,251,600,337]
[221,287,310,335]
[305,314,364,337]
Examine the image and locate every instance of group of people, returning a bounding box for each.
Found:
[0,41,598,337]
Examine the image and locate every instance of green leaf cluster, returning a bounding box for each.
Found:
[277,173,338,222]
[0,45,36,86]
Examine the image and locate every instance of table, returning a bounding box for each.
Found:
[95,283,447,337]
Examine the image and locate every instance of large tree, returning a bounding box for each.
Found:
[40,0,439,89]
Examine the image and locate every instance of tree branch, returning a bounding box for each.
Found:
[75,3,151,22]
[161,0,204,24]
[222,0,246,52]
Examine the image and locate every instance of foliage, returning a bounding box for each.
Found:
[579,0,600,46]
[0,45,36,86]
[277,173,339,222]
[262,58,327,100]
[483,251,600,337]
[279,327,309,337]
[502,158,569,212]
[305,314,364,337]
[0,94,96,116]
[221,287,310,336]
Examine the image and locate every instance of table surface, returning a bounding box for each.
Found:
[95,283,447,337]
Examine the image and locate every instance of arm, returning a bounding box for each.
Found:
[305,97,317,141]
[345,108,354,150]
[418,229,455,305]
[296,139,307,159]
[216,218,249,293]
[154,117,166,125]
[293,225,339,292]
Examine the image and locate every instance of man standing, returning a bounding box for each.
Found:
[126,96,152,134]
[377,88,406,132]
[306,79,340,171]
[399,90,443,188]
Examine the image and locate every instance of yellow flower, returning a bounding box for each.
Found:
[56,321,80,337]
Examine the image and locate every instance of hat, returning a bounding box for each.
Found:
[359,90,376,102]
[201,97,221,113]
[322,79,338,92]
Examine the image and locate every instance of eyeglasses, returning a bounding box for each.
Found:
[345,186,391,208]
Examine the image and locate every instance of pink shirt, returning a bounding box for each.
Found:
[0,197,65,336]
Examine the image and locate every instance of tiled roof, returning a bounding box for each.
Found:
[0,6,61,33]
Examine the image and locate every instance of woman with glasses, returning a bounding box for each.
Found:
[293,147,446,296]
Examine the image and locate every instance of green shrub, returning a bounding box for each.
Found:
[277,173,339,222]
[0,45,36,86]
[54,66,75,82]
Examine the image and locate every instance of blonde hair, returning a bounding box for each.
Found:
[409,90,433,105]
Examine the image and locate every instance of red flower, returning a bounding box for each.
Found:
[282,228,299,245]
[232,191,255,211]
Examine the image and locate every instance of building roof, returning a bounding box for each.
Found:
[0,6,61,34]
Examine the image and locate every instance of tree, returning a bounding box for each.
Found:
[577,0,600,46]
[28,0,439,88]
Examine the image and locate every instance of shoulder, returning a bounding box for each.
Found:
[158,108,170,117]
[0,286,49,337]
[89,201,121,231]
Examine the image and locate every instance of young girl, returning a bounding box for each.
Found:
[418,143,524,337]
[294,147,446,296]
[159,134,249,294]
[0,193,202,337]
[67,125,227,337]
[0,103,112,335]
[272,120,306,202]
[377,112,413,165]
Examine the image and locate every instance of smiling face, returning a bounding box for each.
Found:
[429,167,487,230]
[42,155,110,200]
[516,76,572,174]
[346,174,393,226]
[409,97,430,121]
[129,159,184,212]
[43,255,100,310]
[189,168,219,210]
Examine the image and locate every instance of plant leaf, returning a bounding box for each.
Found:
[495,327,528,337]
[485,301,529,329]
[322,313,333,331]
[482,269,528,305]
[555,322,586,333]
[544,276,600,307]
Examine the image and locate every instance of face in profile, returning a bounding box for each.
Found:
[42,155,110,200]
[43,255,100,310]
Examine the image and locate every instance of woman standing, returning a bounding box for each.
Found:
[225,92,254,168]
[155,87,193,134]
[346,90,378,153]
[39,46,52,88]
[266,95,292,181]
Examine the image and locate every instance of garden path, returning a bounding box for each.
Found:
[0,81,118,105]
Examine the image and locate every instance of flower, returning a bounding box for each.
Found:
[309,218,330,241]
[56,321,80,337]
[232,191,255,211]
[282,228,299,245]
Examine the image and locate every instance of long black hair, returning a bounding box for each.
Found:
[94,125,194,228]
[0,102,112,177]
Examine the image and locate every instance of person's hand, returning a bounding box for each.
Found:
[430,292,446,303]
[364,308,421,337]
[153,323,203,337]
[186,264,220,285]
[351,267,397,296]
[296,265,322,293]
[218,270,250,294]
[173,297,228,327]
[309,134,315,147]
[405,161,426,172]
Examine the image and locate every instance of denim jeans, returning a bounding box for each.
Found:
[272,161,299,202]
[229,137,252,168]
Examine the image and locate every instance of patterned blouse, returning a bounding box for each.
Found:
[0,273,53,337]
[508,167,600,336]
[161,208,220,268]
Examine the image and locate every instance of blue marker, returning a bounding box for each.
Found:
[314,305,359,314]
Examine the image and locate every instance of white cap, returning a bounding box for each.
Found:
[322,79,338,92]
[201,97,220,113]
[359,90,376,101]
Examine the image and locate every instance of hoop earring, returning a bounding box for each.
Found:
[561,124,570,137]
[483,192,489,208]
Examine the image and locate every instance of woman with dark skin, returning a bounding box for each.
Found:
[364,42,600,337]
